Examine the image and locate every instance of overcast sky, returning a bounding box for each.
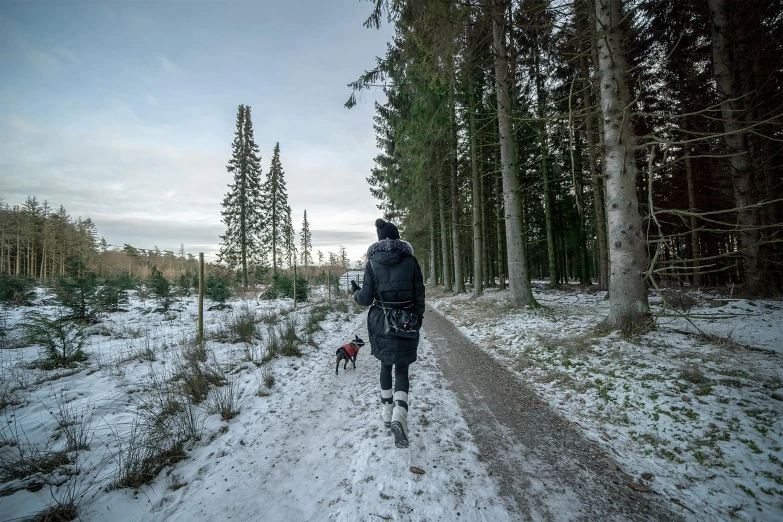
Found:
[0,0,394,265]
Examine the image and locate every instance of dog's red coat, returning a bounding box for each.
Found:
[341,343,359,357]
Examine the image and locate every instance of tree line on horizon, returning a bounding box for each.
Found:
[0,195,355,293]
[348,0,782,331]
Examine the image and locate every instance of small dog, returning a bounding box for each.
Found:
[336,335,365,375]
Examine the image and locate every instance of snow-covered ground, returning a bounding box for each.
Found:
[3,283,781,521]
[429,282,783,522]
[1,289,508,521]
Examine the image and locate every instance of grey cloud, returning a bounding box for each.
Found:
[98,215,223,255]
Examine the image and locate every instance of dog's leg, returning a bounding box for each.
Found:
[352,356,357,369]
[335,357,339,375]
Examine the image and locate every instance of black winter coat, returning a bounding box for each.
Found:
[353,239,425,365]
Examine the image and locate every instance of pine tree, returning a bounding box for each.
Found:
[218,105,266,288]
[491,0,538,308]
[300,210,312,267]
[338,245,348,270]
[283,205,296,269]
[264,142,289,275]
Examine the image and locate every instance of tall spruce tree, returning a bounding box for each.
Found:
[264,142,289,275]
[300,210,312,267]
[218,105,266,288]
[594,0,650,330]
[283,205,296,269]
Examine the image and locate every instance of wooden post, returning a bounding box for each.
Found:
[198,252,204,343]
[327,270,331,301]
[293,260,297,309]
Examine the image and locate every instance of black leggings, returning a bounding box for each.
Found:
[380,363,409,393]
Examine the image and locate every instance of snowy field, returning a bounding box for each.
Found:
[1,289,508,521]
[429,282,783,522]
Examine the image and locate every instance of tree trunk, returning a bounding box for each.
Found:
[429,186,437,285]
[438,166,452,291]
[492,0,538,308]
[470,83,484,298]
[684,145,702,288]
[495,145,506,290]
[240,175,248,289]
[535,54,558,288]
[595,0,650,330]
[577,2,608,290]
[708,0,767,295]
[481,154,491,288]
[450,80,465,294]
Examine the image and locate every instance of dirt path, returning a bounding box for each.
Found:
[422,305,683,522]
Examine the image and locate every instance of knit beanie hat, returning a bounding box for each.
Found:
[375,218,400,241]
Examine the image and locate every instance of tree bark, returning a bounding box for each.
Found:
[577,4,609,290]
[450,78,465,294]
[495,142,506,290]
[684,144,702,288]
[707,0,767,295]
[470,81,484,298]
[491,0,538,307]
[535,53,558,288]
[481,155,491,288]
[439,165,453,291]
[595,0,650,330]
[429,185,438,285]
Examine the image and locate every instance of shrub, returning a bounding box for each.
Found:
[176,359,211,404]
[206,376,241,421]
[23,310,88,368]
[264,274,308,301]
[174,352,225,404]
[205,272,233,303]
[331,299,350,313]
[113,419,186,489]
[0,422,71,482]
[228,304,259,343]
[261,366,275,388]
[52,398,92,452]
[183,342,208,364]
[29,503,79,522]
[0,275,36,305]
[177,271,195,296]
[53,273,99,321]
[278,317,302,357]
[97,276,130,312]
[264,327,280,361]
[148,266,172,311]
[304,305,328,334]
[114,272,137,291]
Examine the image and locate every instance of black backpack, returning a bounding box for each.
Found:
[370,259,420,339]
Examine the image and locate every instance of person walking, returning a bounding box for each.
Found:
[351,219,425,448]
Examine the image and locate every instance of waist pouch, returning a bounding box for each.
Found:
[378,305,419,339]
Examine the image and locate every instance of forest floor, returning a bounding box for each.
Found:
[0,283,780,522]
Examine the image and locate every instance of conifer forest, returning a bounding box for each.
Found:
[348,0,783,327]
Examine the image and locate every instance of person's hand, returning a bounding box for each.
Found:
[350,280,360,293]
